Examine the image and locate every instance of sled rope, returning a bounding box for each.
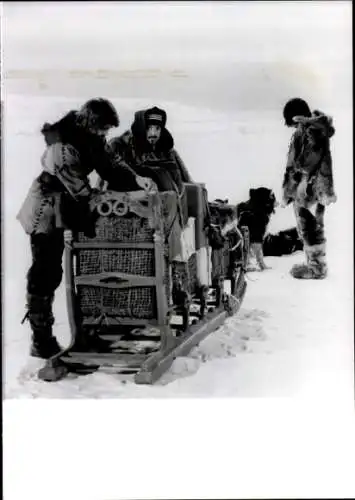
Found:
[21,310,29,325]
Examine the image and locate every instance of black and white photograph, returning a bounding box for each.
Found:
[3,0,353,399]
[2,1,354,497]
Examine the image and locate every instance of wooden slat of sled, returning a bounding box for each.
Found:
[152,194,171,349]
[82,317,159,326]
[99,334,161,341]
[135,306,228,384]
[62,352,147,366]
[135,279,247,385]
[73,242,155,250]
[75,272,156,288]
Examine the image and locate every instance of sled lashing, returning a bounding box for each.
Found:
[38,183,249,384]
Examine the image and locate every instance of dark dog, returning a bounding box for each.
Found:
[236,187,278,270]
[209,199,235,225]
[263,227,303,256]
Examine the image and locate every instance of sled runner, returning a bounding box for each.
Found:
[38,182,249,384]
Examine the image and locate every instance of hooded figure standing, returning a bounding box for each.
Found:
[281,97,337,279]
[106,106,193,192]
[17,98,119,358]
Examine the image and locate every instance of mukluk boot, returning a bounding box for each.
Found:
[26,294,62,359]
[290,243,327,279]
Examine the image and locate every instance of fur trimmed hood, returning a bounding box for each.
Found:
[41,111,79,146]
[130,108,174,153]
[41,110,107,152]
[293,110,335,138]
[40,110,110,176]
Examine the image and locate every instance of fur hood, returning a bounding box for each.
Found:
[293,110,335,139]
[40,110,108,163]
[41,111,79,146]
[129,108,174,153]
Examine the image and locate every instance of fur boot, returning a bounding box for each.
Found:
[290,243,327,279]
[26,294,62,358]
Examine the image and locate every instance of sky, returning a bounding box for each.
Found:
[3,1,352,70]
[2,1,352,113]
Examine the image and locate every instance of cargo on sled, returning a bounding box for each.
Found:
[38,176,250,384]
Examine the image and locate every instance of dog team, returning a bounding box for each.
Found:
[16,97,337,358]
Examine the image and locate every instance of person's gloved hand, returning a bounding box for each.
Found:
[280,198,291,208]
[136,175,158,193]
[319,194,337,206]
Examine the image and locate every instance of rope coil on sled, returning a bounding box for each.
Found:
[112,200,129,216]
[97,200,113,217]
[96,199,130,217]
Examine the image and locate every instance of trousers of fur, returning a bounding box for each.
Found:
[293,202,325,247]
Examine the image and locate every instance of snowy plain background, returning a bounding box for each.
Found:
[2,1,354,499]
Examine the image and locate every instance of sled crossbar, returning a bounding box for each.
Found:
[74,272,156,288]
[81,317,159,326]
[73,242,155,249]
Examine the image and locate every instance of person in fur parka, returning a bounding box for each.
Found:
[17,98,119,358]
[281,97,337,279]
[105,106,193,192]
